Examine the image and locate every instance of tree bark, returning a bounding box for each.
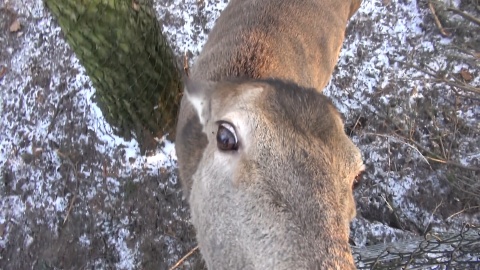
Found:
[44,0,183,153]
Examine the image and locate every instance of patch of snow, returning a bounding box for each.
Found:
[111,228,137,270]
[79,234,91,247]
[327,0,479,249]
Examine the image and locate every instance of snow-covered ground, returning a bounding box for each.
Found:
[1,0,479,268]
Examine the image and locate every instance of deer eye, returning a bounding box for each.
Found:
[216,122,238,151]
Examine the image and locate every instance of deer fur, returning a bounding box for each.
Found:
[175,0,363,269]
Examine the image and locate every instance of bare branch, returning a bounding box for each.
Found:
[169,246,200,270]
[446,7,480,27]
[428,1,451,37]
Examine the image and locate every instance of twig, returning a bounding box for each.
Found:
[445,54,480,68]
[350,115,363,136]
[183,51,190,77]
[447,108,459,162]
[432,78,480,94]
[169,245,199,270]
[428,1,451,37]
[426,156,480,171]
[446,206,480,221]
[394,59,480,95]
[407,138,480,171]
[54,148,80,225]
[367,132,480,172]
[432,118,448,159]
[446,7,480,27]
[46,89,81,137]
[63,194,77,225]
[380,194,394,212]
[364,132,431,167]
[424,199,443,235]
[394,60,437,77]
[429,80,480,100]
[448,174,480,199]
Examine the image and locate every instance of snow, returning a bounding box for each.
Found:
[155,0,227,61]
[0,0,178,264]
[325,0,479,251]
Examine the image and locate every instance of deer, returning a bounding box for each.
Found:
[175,0,364,269]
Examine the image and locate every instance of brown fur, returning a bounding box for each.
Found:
[175,0,363,269]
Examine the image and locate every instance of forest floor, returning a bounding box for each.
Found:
[1,0,479,269]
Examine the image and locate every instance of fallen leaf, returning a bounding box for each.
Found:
[460,68,473,82]
[33,147,44,157]
[0,66,7,80]
[9,19,21,32]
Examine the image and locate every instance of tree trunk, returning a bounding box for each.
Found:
[44,0,183,153]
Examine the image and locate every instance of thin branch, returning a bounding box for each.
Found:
[183,51,190,77]
[433,78,480,94]
[46,89,81,137]
[446,7,480,27]
[426,156,480,172]
[63,194,77,225]
[394,59,480,95]
[350,115,363,136]
[364,132,431,167]
[408,141,480,172]
[428,1,451,37]
[424,199,444,235]
[169,245,199,270]
[446,206,480,221]
[366,132,480,172]
[394,60,437,77]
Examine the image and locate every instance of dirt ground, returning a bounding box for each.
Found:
[1,0,479,269]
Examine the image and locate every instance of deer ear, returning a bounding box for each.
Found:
[183,77,215,125]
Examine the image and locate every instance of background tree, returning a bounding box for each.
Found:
[44,0,183,153]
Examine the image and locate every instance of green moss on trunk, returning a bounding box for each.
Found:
[44,0,183,153]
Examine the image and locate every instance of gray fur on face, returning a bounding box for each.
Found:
[175,0,363,269]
